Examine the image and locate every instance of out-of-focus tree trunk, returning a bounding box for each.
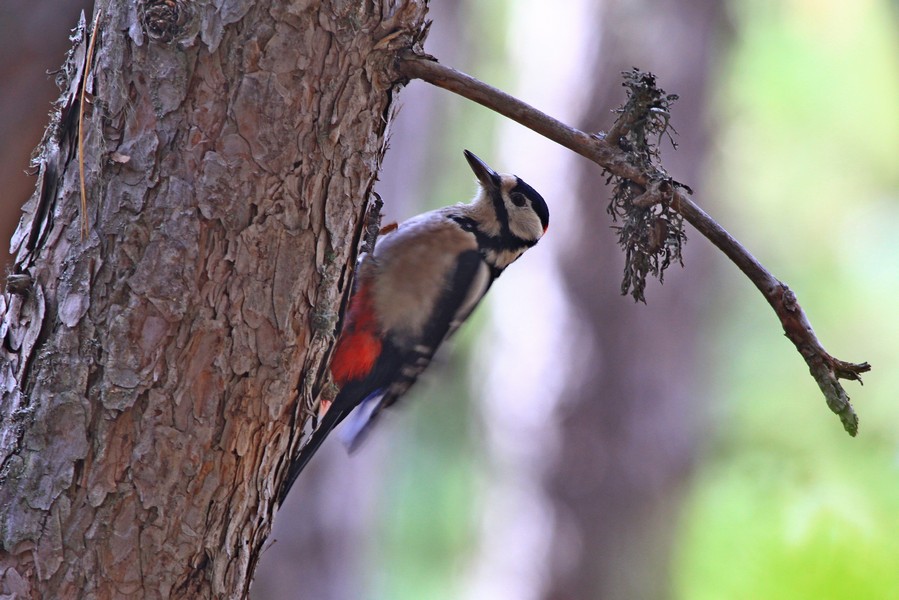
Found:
[0,0,94,272]
[0,1,428,598]
[542,0,725,598]
[462,2,724,597]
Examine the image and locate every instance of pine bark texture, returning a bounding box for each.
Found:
[0,1,428,598]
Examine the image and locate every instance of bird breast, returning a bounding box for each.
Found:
[369,213,478,346]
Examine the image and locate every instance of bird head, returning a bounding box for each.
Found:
[464,149,549,245]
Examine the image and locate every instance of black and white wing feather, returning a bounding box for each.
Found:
[340,249,492,450]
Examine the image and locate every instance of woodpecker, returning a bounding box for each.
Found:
[279,150,549,502]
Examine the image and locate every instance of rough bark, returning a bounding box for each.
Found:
[542,0,724,598]
[0,1,428,598]
[0,0,94,272]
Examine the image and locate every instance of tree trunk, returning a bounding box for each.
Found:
[0,1,428,597]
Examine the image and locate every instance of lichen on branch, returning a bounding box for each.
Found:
[605,69,689,302]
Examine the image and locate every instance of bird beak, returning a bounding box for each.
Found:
[463,149,500,191]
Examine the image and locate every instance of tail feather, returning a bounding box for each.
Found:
[277,406,345,504]
[278,346,406,503]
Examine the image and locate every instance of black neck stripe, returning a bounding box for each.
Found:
[450,215,534,259]
[490,187,510,233]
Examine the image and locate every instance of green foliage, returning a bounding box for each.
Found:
[676,453,899,600]
[675,1,899,597]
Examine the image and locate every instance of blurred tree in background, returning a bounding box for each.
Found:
[535,0,722,596]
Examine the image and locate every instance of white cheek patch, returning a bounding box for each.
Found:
[509,209,544,242]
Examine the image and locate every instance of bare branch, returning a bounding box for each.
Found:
[395,52,870,436]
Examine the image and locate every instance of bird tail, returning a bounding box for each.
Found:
[277,405,345,504]
[278,384,393,504]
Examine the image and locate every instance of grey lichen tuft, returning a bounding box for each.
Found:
[606,68,689,303]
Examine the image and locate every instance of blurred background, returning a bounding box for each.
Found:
[2,0,897,598]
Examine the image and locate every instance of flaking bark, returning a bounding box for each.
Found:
[0,1,428,598]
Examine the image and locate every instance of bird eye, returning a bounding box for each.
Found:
[510,192,527,207]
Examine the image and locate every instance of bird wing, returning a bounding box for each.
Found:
[339,249,492,451]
